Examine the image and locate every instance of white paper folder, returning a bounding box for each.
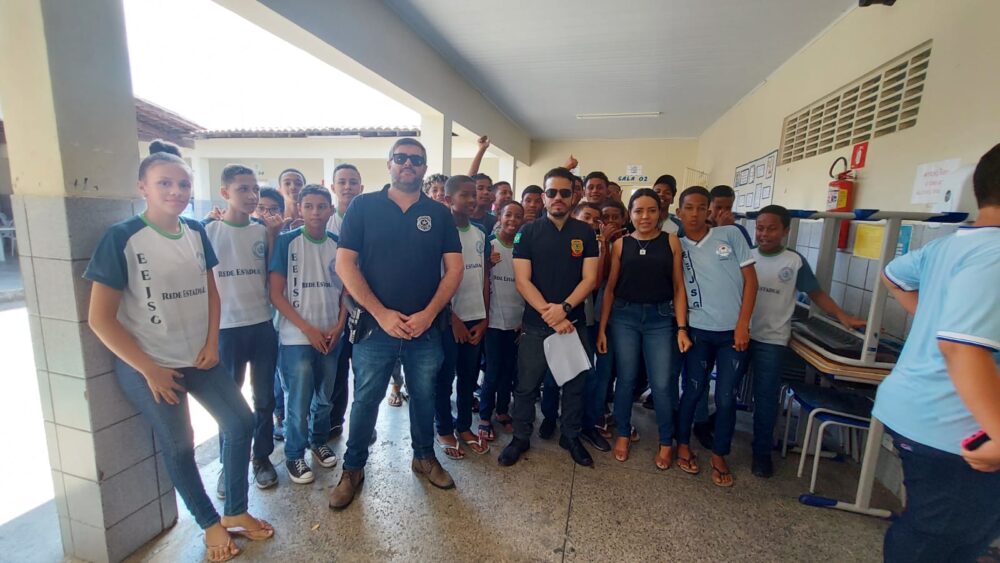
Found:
[543,330,592,387]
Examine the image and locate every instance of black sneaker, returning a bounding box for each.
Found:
[752,454,774,478]
[286,458,314,484]
[311,445,338,468]
[273,416,285,441]
[370,428,378,446]
[538,417,557,440]
[580,427,611,452]
[329,425,344,440]
[252,458,278,489]
[215,468,225,500]
[498,437,530,467]
[642,395,655,410]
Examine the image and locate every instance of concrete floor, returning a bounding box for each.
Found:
[126,400,900,563]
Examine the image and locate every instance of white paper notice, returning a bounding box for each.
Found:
[932,164,975,212]
[543,330,592,387]
[911,158,960,204]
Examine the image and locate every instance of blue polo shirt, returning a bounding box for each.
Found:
[873,226,1000,454]
[338,186,462,316]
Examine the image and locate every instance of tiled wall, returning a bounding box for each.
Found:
[742,218,960,340]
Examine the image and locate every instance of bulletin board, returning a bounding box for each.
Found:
[733,150,778,213]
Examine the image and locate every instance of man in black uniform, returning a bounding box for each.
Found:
[499,167,600,467]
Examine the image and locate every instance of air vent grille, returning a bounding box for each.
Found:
[779,43,931,165]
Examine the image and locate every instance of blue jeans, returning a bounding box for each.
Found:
[343,326,443,469]
[610,299,677,444]
[114,359,253,529]
[584,323,613,429]
[884,429,1000,563]
[217,321,277,461]
[677,328,748,456]
[480,328,517,421]
[749,340,787,457]
[279,342,342,461]
[273,347,284,419]
[329,332,353,429]
[435,320,483,436]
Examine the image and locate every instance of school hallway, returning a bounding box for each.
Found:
[123,396,899,562]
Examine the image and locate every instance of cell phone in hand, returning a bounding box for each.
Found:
[962,430,991,451]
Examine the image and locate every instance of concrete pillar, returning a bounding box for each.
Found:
[0,1,176,561]
[322,157,338,187]
[420,113,452,176]
[191,156,214,207]
[499,156,517,190]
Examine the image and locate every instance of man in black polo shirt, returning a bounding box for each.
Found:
[330,138,463,509]
[499,167,600,467]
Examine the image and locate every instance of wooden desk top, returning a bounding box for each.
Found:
[789,336,892,384]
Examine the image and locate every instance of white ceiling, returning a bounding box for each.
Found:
[385,0,854,140]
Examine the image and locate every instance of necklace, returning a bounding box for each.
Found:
[636,237,653,256]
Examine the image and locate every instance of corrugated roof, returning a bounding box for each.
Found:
[196,126,420,139]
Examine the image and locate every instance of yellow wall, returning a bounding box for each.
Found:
[519,138,699,197]
[695,0,1000,215]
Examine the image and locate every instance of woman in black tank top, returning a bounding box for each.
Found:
[597,189,691,467]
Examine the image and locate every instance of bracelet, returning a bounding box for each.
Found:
[677,326,689,331]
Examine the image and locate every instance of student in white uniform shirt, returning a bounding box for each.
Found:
[204,164,284,495]
[269,185,347,485]
[86,141,272,562]
[653,174,683,235]
[478,201,526,440]
[748,205,865,478]
[434,175,491,459]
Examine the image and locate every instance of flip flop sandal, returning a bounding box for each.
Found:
[495,415,514,433]
[478,422,496,442]
[205,536,239,562]
[711,463,735,488]
[227,518,274,541]
[388,391,403,407]
[436,436,465,460]
[677,452,700,475]
[655,446,673,471]
[462,434,491,455]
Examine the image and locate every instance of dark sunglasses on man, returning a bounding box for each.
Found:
[391,153,427,166]
[545,188,573,199]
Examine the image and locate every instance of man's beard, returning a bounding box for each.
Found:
[391,171,423,193]
[548,208,567,219]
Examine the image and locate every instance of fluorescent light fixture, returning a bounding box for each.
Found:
[575,112,662,120]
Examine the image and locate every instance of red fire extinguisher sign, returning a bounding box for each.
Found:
[851,141,869,169]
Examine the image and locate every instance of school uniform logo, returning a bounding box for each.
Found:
[779,266,794,282]
[252,240,266,259]
[571,239,584,257]
[476,240,485,255]
[716,243,732,259]
[514,232,522,244]
[417,216,432,232]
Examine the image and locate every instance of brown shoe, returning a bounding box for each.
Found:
[411,456,455,490]
[328,468,364,510]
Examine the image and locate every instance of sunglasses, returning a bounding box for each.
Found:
[545,188,573,199]
[391,153,427,166]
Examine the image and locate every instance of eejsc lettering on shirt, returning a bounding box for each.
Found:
[301,281,333,289]
[161,287,208,300]
[492,274,516,283]
[759,286,783,295]
[465,263,482,271]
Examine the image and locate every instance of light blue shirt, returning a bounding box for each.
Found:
[681,225,756,331]
[873,226,1000,454]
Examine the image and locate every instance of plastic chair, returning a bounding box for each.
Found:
[781,382,873,493]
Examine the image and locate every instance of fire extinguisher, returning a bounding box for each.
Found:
[827,156,855,249]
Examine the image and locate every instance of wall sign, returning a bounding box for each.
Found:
[733,150,778,213]
[851,141,869,169]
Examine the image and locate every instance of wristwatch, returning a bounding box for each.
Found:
[561,301,573,314]
[677,325,689,332]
